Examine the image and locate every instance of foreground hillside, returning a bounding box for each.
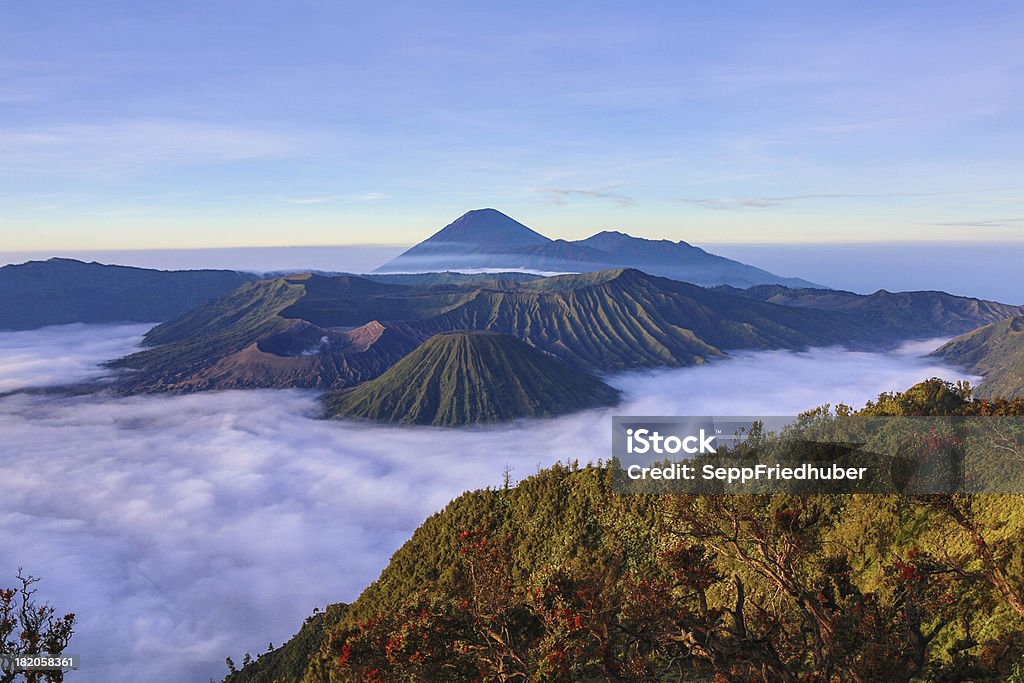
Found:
[225,380,1024,683]
[110,268,1023,397]
[323,332,620,426]
[0,258,256,330]
[932,315,1024,398]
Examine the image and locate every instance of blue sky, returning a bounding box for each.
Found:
[2,1,1023,250]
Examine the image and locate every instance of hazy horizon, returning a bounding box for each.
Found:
[3,239,1022,304]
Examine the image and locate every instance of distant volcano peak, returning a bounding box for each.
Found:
[375,209,820,288]
[420,208,549,248]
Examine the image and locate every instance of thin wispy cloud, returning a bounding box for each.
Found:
[701,63,841,92]
[0,324,976,683]
[276,192,390,205]
[540,186,634,207]
[809,118,906,134]
[928,218,1024,229]
[0,59,105,104]
[0,119,307,174]
[678,187,1024,210]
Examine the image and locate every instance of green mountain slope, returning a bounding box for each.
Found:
[323,332,620,425]
[110,277,429,393]
[410,269,864,372]
[110,269,854,392]
[109,278,308,391]
[221,604,350,683]
[718,283,1024,338]
[223,464,664,683]
[224,385,1024,683]
[931,315,1024,397]
[112,268,1024,395]
[0,258,256,330]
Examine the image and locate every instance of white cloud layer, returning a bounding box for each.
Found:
[0,325,975,683]
[0,323,152,393]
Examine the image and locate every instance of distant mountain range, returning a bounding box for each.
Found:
[931,316,1024,398]
[6,248,1023,419]
[109,269,1024,416]
[374,208,819,288]
[323,331,620,426]
[715,283,1024,339]
[0,258,256,330]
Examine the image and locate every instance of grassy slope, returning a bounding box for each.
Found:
[110,278,306,390]
[410,269,865,372]
[111,269,1023,394]
[322,332,620,426]
[723,284,1024,338]
[111,269,855,393]
[932,315,1024,397]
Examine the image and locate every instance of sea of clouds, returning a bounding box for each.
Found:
[0,325,975,683]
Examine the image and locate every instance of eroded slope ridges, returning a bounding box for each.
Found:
[111,276,429,392]
[112,269,1021,394]
[323,332,620,426]
[111,269,851,392]
[931,316,1024,398]
[411,269,866,371]
[718,284,1024,337]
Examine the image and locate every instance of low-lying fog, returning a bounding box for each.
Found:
[0,325,974,683]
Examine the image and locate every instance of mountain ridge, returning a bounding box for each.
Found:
[930,315,1024,398]
[719,283,1024,338]
[109,268,1024,397]
[393,208,550,258]
[0,258,257,330]
[375,209,818,288]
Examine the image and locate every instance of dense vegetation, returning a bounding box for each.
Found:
[323,332,620,426]
[0,258,255,330]
[932,316,1024,399]
[225,380,1024,682]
